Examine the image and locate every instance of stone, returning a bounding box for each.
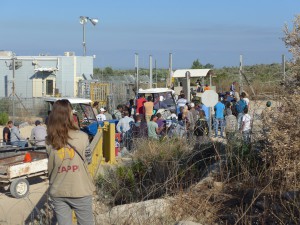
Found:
[175,221,203,225]
[95,198,170,225]
[213,181,223,191]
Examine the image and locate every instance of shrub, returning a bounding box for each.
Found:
[96,138,218,206]
[0,112,9,125]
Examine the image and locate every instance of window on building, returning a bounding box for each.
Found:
[46,80,53,95]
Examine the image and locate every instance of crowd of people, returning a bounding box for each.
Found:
[88,81,254,152]
[2,82,253,150]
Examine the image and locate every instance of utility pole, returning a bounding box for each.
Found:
[155,59,157,86]
[239,55,243,94]
[168,53,172,88]
[12,57,16,123]
[149,55,153,88]
[7,57,27,123]
[135,53,139,91]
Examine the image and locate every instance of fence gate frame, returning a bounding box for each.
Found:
[90,82,110,107]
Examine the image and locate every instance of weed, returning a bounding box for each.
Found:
[0,112,9,125]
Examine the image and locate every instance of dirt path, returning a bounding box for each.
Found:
[0,179,49,225]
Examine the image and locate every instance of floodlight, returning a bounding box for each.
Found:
[89,18,98,26]
[79,16,99,56]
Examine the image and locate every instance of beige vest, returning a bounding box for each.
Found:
[47,130,95,198]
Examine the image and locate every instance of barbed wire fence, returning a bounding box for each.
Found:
[0,97,48,123]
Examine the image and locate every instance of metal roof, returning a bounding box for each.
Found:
[172,69,213,78]
[34,67,58,72]
[138,88,175,94]
[44,97,92,104]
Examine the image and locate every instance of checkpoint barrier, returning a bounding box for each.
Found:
[87,120,117,168]
[87,126,104,178]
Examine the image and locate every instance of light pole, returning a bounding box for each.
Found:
[79,16,99,56]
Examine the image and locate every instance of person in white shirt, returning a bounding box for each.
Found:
[116,111,134,133]
[116,110,134,150]
[10,122,28,148]
[30,120,47,146]
[241,92,250,109]
[96,108,106,122]
[241,107,251,144]
[176,94,188,114]
[177,94,187,107]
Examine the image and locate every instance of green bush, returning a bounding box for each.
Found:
[96,139,217,206]
[0,112,9,125]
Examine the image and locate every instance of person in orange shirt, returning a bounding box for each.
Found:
[144,96,154,122]
[204,84,211,91]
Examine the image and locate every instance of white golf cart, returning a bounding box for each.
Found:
[44,97,99,137]
[137,88,176,119]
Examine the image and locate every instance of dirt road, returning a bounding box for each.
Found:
[0,178,49,225]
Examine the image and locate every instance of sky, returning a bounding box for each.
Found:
[1,0,300,69]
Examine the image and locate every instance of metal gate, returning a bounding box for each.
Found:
[90,83,110,107]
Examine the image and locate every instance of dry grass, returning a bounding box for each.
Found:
[260,88,300,189]
[213,84,300,224]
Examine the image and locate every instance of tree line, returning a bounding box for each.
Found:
[93,60,286,84]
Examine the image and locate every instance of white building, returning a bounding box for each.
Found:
[0,51,94,98]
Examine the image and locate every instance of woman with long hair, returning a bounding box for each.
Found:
[46,100,95,225]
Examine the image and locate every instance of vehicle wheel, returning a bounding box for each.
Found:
[10,178,29,198]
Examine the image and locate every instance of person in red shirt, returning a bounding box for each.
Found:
[136,94,146,116]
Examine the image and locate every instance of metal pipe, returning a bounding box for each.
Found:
[135,53,139,91]
[239,55,243,94]
[12,58,15,123]
[168,53,172,87]
[155,59,157,86]
[83,22,86,56]
[149,55,152,88]
[185,71,191,102]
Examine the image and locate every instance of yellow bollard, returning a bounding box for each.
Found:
[88,127,105,177]
[102,121,116,164]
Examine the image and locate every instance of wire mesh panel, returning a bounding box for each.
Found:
[90,83,110,107]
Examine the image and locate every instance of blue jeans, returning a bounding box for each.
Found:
[242,130,251,144]
[237,113,244,130]
[11,140,27,148]
[214,118,225,137]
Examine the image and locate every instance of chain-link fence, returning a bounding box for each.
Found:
[78,75,150,113]
[0,97,48,122]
